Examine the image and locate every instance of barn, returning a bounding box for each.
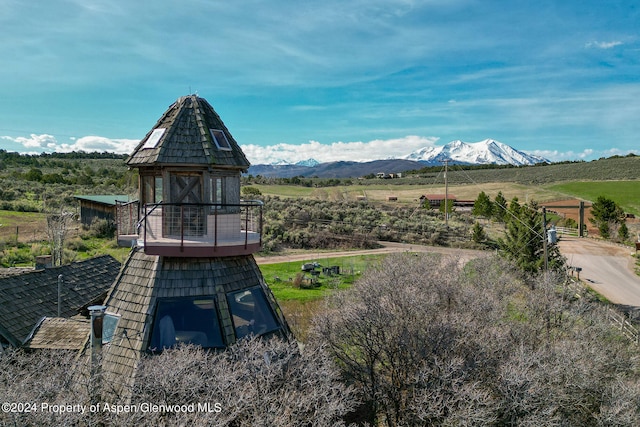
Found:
[74,195,131,227]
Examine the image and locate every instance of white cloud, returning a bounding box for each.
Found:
[4,133,439,164]
[12,134,58,149]
[528,147,638,162]
[3,134,139,154]
[585,40,623,49]
[7,133,635,165]
[58,136,139,154]
[240,135,439,164]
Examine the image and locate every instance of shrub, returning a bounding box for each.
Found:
[65,237,89,252]
[0,339,355,427]
[86,219,116,239]
[312,253,640,426]
[241,186,262,196]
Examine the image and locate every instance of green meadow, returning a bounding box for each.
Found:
[546,181,640,215]
[259,254,386,302]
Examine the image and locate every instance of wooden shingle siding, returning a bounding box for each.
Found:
[100,249,285,401]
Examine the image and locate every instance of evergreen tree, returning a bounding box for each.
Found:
[472,191,494,218]
[439,199,454,215]
[499,201,564,273]
[471,221,488,243]
[493,191,507,222]
[590,196,624,239]
[618,222,629,241]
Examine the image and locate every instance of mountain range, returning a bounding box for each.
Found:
[403,139,547,166]
[247,139,549,178]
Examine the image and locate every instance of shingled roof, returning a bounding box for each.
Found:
[0,255,121,347]
[126,95,250,170]
[100,248,287,400]
[23,317,91,350]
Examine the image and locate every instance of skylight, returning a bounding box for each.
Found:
[210,129,232,151]
[142,128,165,149]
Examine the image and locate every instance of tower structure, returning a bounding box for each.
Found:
[101,96,289,399]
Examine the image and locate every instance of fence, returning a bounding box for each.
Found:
[608,309,640,345]
[554,226,582,237]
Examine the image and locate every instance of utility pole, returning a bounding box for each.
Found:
[444,159,449,227]
[542,207,548,271]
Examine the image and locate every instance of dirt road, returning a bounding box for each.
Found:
[558,237,640,306]
[254,241,488,265]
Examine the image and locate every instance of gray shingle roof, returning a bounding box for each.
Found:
[126,95,250,170]
[0,255,121,346]
[100,249,286,401]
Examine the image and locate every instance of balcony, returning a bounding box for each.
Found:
[117,201,263,257]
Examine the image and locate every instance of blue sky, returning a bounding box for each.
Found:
[0,0,638,164]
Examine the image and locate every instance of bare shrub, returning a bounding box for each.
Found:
[311,252,640,426]
[0,349,92,426]
[1,338,354,426]
[121,338,355,427]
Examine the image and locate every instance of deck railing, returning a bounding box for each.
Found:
[116,200,140,236]
[127,200,263,256]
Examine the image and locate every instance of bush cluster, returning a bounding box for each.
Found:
[260,196,471,253]
[312,253,640,426]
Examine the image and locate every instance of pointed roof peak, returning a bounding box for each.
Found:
[126,95,250,170]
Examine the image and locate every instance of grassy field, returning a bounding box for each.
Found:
[259,254,385,302]
[259,254,386,340]
[546,181,640,216]
[255,181,567,206]
[0,211,49,242]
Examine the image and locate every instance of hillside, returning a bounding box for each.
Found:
[248,154,640,181]
[248,159,424,178]
[406,155,640,185]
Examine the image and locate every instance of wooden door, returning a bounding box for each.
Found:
[166,173,205,236]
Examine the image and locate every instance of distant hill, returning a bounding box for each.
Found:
[247,139,548,178]
[247,159,423,178]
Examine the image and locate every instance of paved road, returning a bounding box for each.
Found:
[254,241,487,265]
[558,237,640,307]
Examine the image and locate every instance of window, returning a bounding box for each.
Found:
[226,286,281,339]
[149,296,225,351]
[210,129,232,151]
[101,313,120,344]
[154,176,163,203]
[142,175,163,205]
[209,176,223,205]
[142,128,165,149]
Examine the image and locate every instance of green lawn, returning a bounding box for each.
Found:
[259,254,385,302]
[546,181,640,215]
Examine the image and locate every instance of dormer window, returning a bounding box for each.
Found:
[210,129,231,151]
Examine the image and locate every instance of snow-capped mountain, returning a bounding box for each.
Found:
[294,158,320,167]
[264,158,320,167]
[404,139,548,166]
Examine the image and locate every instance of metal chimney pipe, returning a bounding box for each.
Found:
[88,304,106,405]
[57,274,63,317]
